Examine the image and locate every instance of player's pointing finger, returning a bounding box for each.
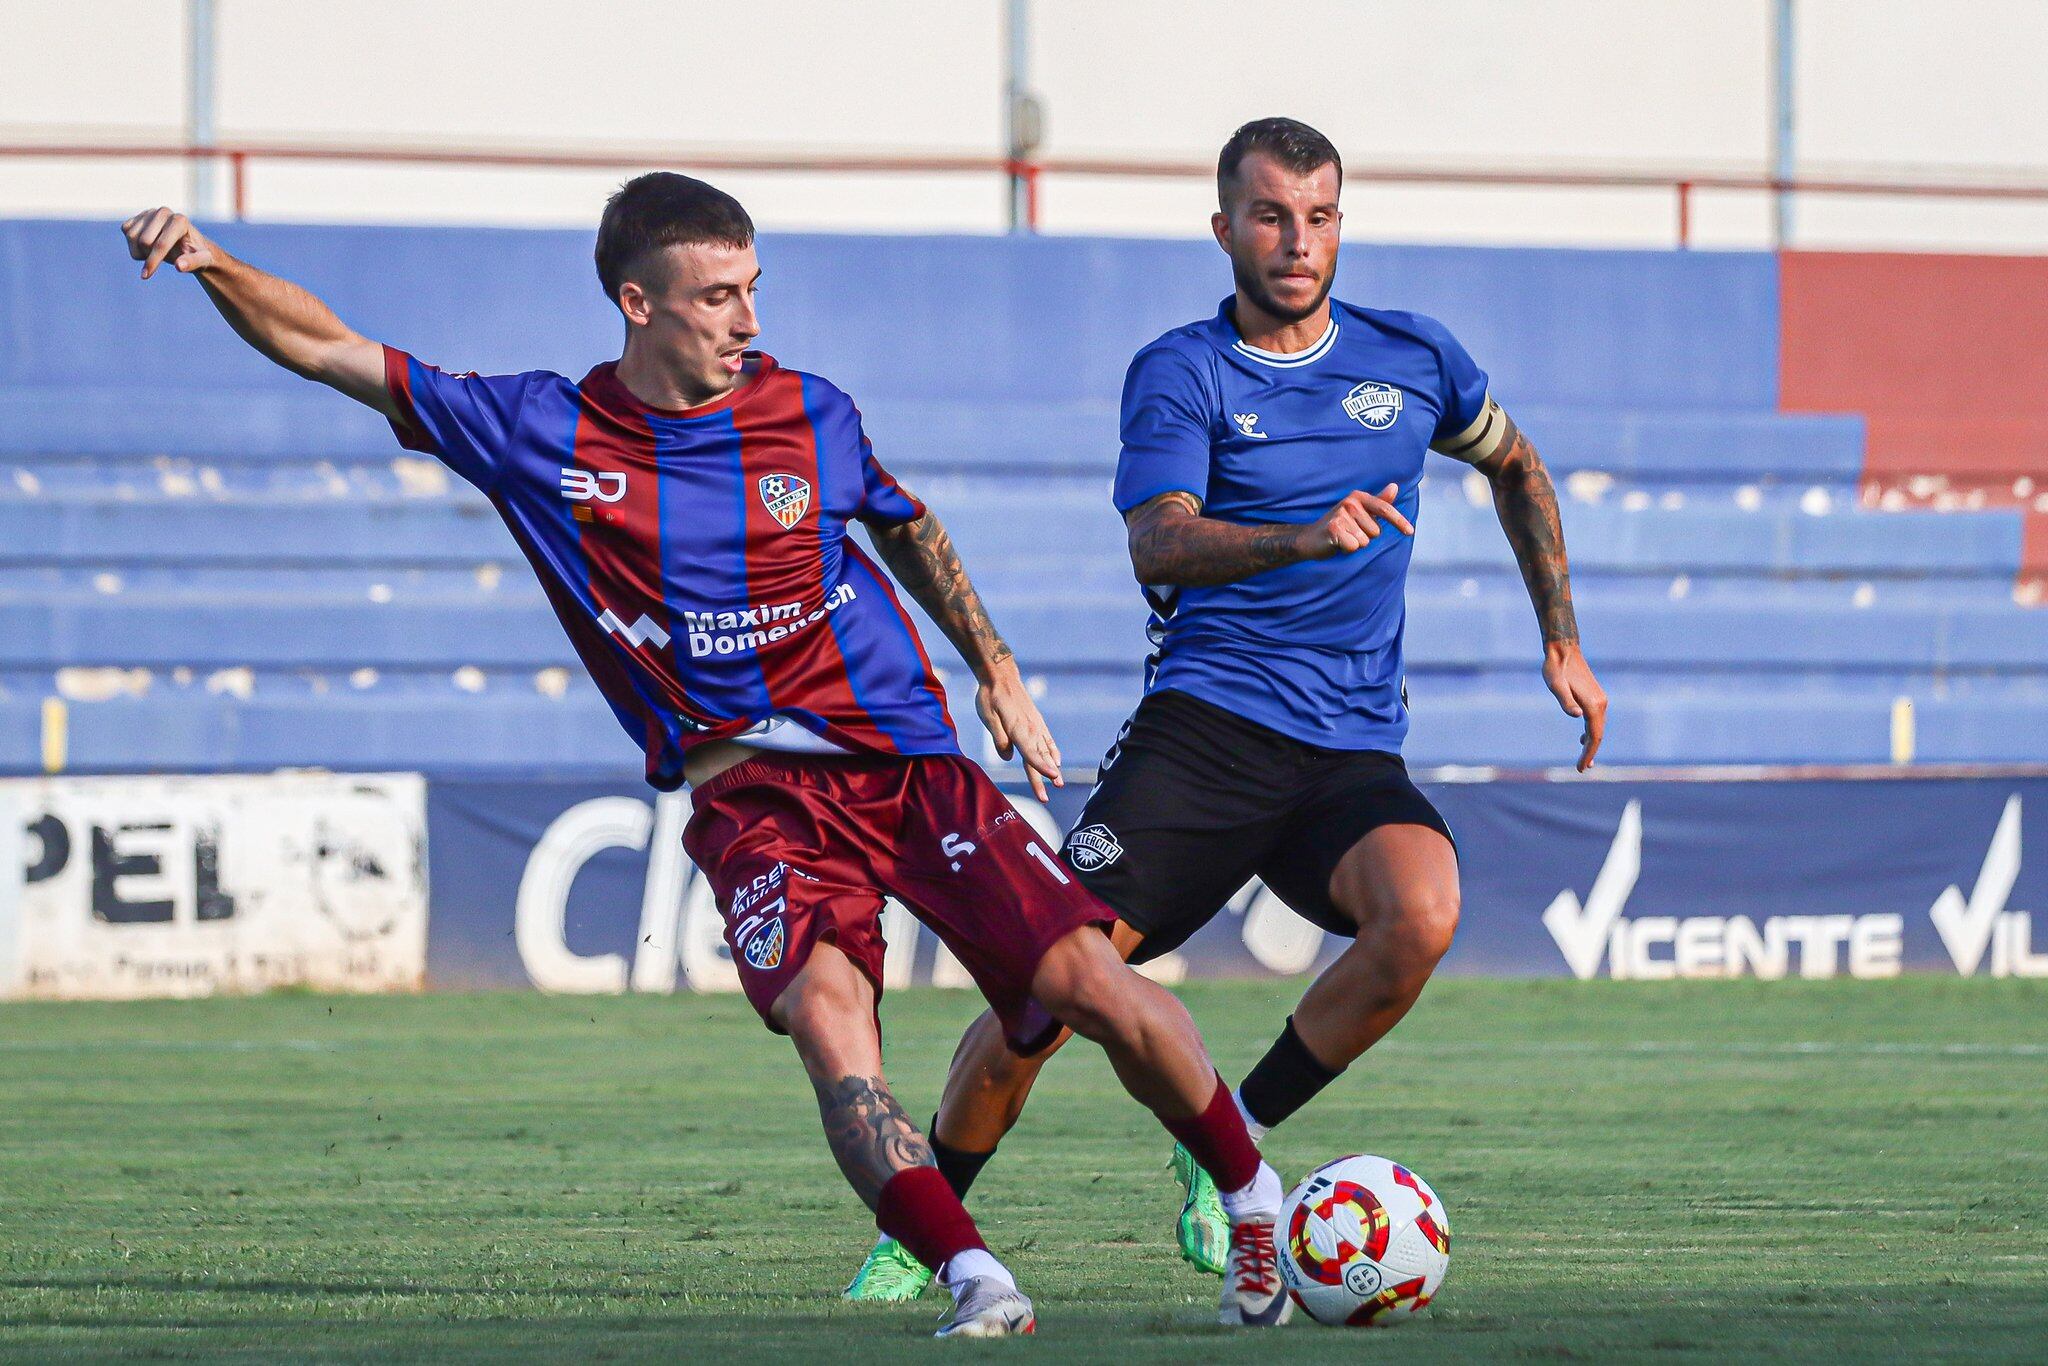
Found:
[142,214,186,279]
[1366,483,1414,535]
[1577,689,1607,770]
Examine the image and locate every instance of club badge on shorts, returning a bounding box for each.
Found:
[1343,381,1403,431]
[742,917,786,970]
[758,473,811,529]
[1065,823,1124,872]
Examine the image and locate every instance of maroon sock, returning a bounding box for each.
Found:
[1161,1074,1262,1194]
[876,1166,986,1273]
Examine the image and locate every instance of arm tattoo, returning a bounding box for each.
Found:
[867,509,1015,679]
[1125,490,1307,588]
[1471,412,1579,645]
[812,1073,935,1211]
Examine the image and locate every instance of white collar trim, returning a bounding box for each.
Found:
[1230,316,1339,368]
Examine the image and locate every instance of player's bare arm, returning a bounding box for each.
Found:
[865,508,1064,800]
[1437,396,1608,769]
[814,1074,936,1209]
[120,207,393,418]
[1124,484,1414,588]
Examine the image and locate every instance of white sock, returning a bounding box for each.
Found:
[940,1247,1015,1298]
[1231,1086,1272,1144]
[1218,1160,1283,1222]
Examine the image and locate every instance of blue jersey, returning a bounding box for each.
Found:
[1114,298,1489,752]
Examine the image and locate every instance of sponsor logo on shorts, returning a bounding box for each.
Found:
[741,917,785,970]
[1065,823,1123,873]
[1342,380,1403,431]
[730,863,788,918]
[941,832,978,872]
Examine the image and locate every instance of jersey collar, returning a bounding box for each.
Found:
[581,351,777,422]
[1217,299,1339,370]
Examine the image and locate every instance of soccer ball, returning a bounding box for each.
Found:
[1277,1154,1451,1327]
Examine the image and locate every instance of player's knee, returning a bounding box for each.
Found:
[1401,882,1461,966]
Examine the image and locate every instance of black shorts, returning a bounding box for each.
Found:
[1061,688,1455,963]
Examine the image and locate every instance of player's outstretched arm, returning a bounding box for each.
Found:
[1124,485,1412,588]
[120,207,395,419]
[1436,397,1608,769]
[865,509,1064,800]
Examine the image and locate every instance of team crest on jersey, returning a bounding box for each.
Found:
[741,917,786,971]
[1343,381,1403,431]
[758,473,811,530]
[1065,824,1124,873]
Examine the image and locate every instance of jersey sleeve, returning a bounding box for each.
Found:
[1114,343,1214,514]
[855,429,928,525]
[1409,316,1490,445]
[382,345,531,492]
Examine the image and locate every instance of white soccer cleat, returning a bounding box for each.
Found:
[933,1277,1036,1338]
[1218,1211,1293,1327]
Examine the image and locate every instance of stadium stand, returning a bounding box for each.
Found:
[2,219,2044,774]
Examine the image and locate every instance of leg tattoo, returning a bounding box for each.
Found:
[814,1074,935,1209]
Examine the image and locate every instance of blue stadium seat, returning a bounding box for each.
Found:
[2,218,2043,774]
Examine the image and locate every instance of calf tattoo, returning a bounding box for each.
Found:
[814,1073,935,1209]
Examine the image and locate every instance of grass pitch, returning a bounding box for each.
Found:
[0,978,2043,1362]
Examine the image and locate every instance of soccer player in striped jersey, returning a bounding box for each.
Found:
[121,174,1295,1334]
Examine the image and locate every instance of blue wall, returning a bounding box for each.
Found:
[0,218,1779,457]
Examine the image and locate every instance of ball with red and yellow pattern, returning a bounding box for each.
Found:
[1278,1154,1451,1327]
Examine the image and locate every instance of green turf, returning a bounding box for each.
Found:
[1,978,2043,1362]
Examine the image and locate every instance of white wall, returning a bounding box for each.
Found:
[3,0,2045,249]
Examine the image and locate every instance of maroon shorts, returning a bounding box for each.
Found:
[681,752,1114,1053]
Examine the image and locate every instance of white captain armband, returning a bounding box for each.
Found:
[1432,392,1514,466]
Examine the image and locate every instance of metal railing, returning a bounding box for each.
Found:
[8,139,2048,247]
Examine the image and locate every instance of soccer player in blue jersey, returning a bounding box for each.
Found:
[846,118,1608,1300]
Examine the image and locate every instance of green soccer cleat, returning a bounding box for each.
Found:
[1172,1143,1230,1276]
[842,1235,935,1303]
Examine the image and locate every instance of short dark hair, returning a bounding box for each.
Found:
[1216,118,1343,208]
[594,172,755,306]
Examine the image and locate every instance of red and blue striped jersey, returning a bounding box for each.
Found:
[383,347,959,789]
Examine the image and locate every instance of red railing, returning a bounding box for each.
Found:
[8,139,2048,247]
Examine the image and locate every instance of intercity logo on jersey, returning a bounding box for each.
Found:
[758,473,811,530]
[1065,823,1124,872]
[1343,381,1403,431]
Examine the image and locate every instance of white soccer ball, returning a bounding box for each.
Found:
[1277,1154,1451,1327]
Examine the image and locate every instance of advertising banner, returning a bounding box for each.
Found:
[0,772,428,1000]
[424,771,2048,993]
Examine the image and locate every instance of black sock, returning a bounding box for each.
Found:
[1238,1016,1344,1131]
[928,1114,996,1201]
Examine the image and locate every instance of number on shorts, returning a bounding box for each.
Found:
[1024,841,1071,885]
